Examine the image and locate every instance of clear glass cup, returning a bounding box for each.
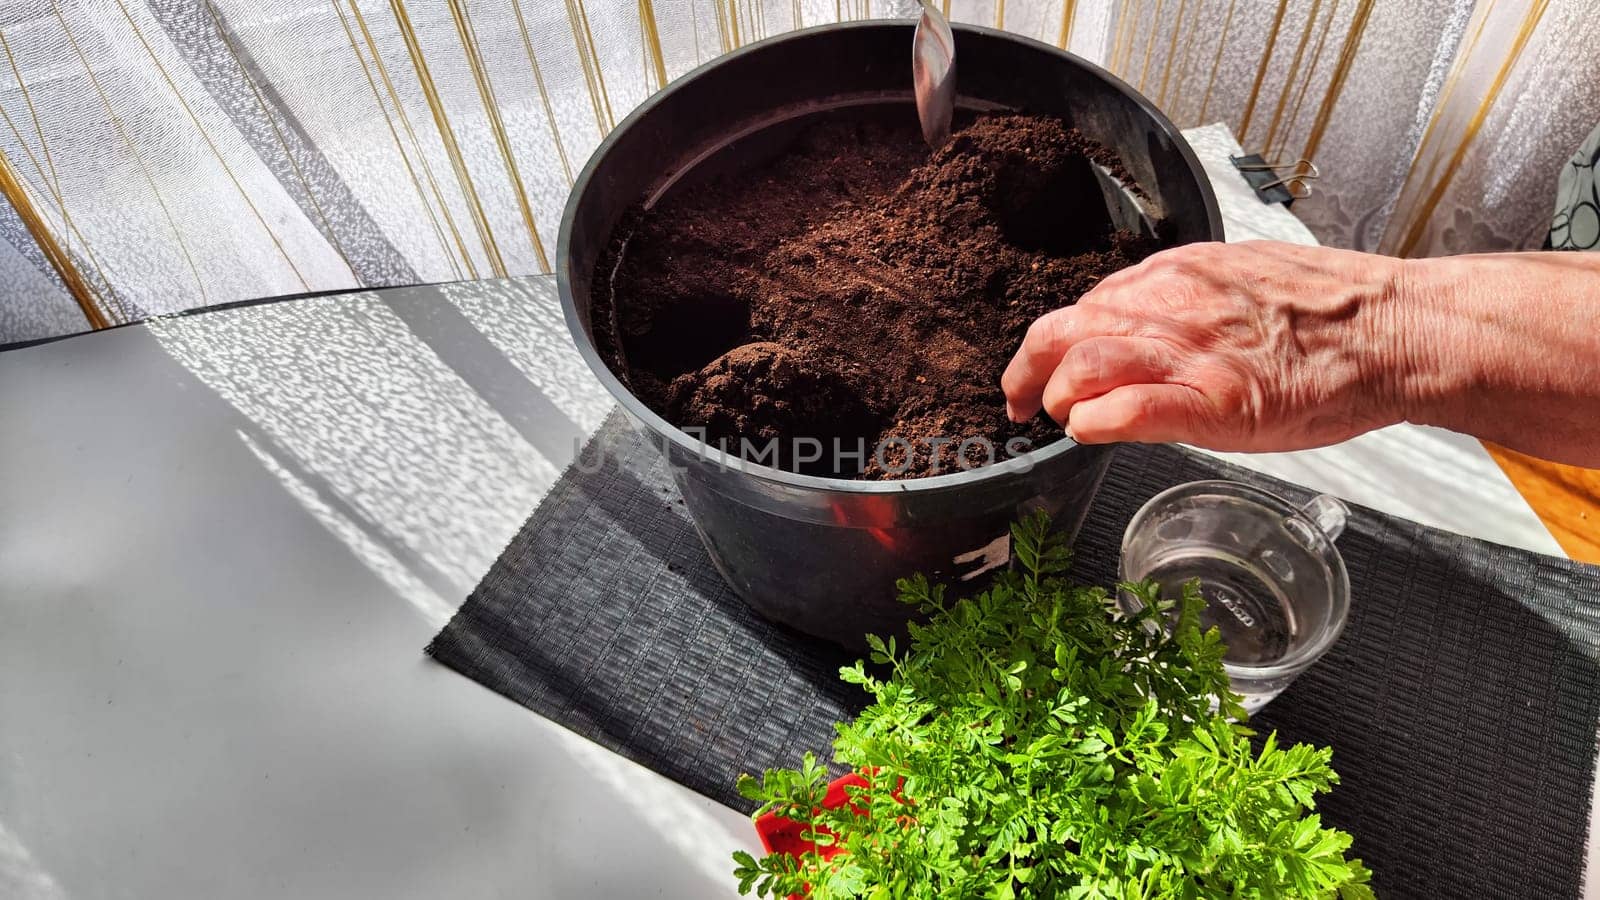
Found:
[1118,480,1351,714]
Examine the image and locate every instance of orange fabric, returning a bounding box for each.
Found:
[1484,442,1600,563]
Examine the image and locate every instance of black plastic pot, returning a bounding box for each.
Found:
[558,21,1223,648]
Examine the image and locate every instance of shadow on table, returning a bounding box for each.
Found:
[427,413,862,811]
[1072,441,1600,899]
[1253,526,1600,899]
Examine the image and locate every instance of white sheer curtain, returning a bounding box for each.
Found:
[1,0,1594,343]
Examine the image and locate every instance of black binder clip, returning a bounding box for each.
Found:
[1229,156,1319,206]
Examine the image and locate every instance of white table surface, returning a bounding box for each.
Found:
[0,127,1573,899]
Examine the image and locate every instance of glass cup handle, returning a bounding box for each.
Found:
[1298,494,1348,541]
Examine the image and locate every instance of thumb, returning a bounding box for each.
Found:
[1066,383,1212,445]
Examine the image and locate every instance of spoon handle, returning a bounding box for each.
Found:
[913,3,956,149]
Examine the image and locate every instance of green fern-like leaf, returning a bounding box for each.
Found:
[733,514,1371,899]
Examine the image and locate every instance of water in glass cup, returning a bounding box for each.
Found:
[1143,550,1296,664]
[1120,481,1351,714]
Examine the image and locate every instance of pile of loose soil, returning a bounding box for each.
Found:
[595,110,1162,479]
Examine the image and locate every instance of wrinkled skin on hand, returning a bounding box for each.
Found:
[1003,240,1410,451]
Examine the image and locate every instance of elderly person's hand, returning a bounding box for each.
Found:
[1002,240,1600,467]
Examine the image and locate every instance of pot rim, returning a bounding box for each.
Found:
[557,19,1224,496]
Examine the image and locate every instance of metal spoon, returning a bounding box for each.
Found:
[912,2,955,149]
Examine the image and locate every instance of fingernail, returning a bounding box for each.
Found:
[1064,425,1077,442]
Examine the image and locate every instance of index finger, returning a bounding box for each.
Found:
[1002,304,1121,422]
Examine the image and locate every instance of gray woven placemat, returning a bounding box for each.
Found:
[428,411,1600,897]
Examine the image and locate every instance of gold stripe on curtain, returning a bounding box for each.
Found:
[1300,0,1377,163]
[1158,0,1184,108]
[1421,14,1495,149]
[112,0,311,291]
[0,30,122,325]
[1155,0,1193,112]
[1136,0,1166,92]
[509,0,575,186]
[1237,0,1290,144]
[390,0,508,278]
[0,148,107,329]
[448,0,550,272]
[206,0,359,283]
[1394,0,1551,257]
[639,0,669,91]
[1196,0,1239,124]
[1056,1,1077,49]
[340,0,475,280]
[1260,0,1324,154]
[1270,0,1342,160]
[567,0,617,134]
[1387,0,1498,238]
[1111,0,1140,78]
[55,6,211,305]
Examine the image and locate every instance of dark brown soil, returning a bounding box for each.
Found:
[595,110,1161,479]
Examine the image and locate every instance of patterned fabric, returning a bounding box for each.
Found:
[1372,1,1600,258]
[1,1,1595,342]
[1552,122,1600,251]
